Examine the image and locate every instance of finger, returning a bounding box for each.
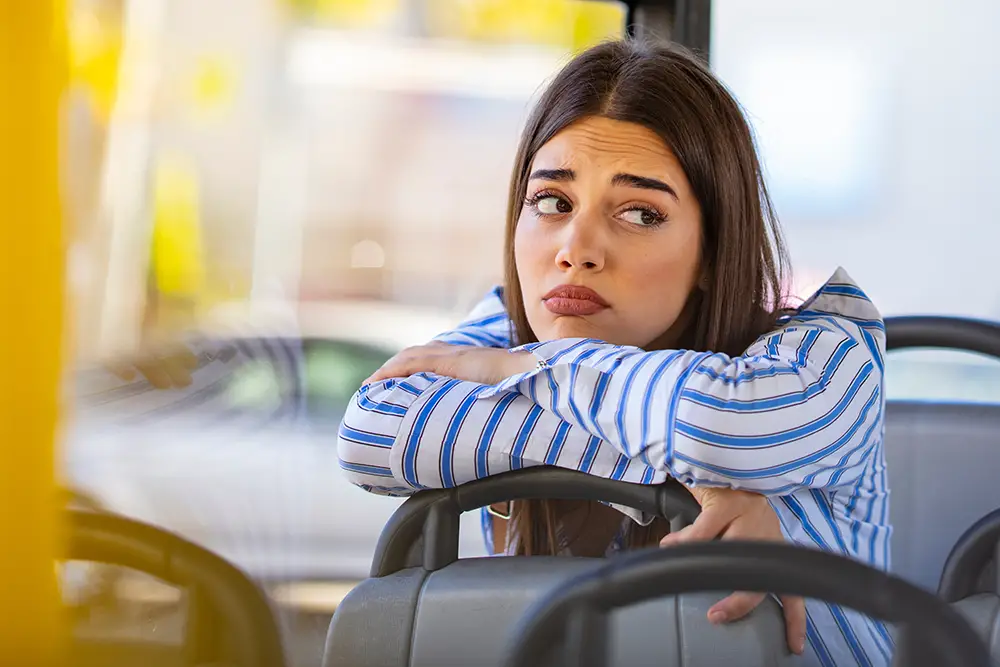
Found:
[365,362,411,385]
[659,507,732,546]
[162,357,194,388]
[707,591,766,625]
[780,595,807,655]
[134,359,175,389]
[176,348,199,369]
[106,362,137,382]
[365,347,447,384]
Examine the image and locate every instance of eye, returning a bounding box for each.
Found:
[527,193,572,215]
[619,207,666,227]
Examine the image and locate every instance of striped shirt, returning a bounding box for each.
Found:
[338,267,893,667]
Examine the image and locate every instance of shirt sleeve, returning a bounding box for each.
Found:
[337,369,643,494]
[338,309,885,498]
[479,313,885,496]
[431,286,511,348]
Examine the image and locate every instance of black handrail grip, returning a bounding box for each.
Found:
[885,316,1000,358]
[501,542,992,667]
[370,468,700,578]
[65,509,287,667]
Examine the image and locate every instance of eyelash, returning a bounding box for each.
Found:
[523,189,668,228]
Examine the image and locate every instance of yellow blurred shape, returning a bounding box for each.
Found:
[0,0,68,663]
[189,54,238,117]
[68,4,122,120]
[151,155,206,299]
[426,0,623,50]
[296,0,402,28]
[570,0,625,52]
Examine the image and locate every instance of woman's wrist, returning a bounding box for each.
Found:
[505,350,540,377]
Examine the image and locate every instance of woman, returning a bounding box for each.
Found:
[337,38,890,667]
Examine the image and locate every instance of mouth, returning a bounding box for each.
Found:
[541,284,610,316]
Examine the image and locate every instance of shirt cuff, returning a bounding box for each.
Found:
[476,338,615,399]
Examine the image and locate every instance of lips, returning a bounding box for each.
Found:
[542,284,609,316]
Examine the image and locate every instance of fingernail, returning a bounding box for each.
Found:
[796,637,806,654]
[708,611,727,624]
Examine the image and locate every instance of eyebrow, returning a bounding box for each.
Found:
[528,168,678,201]
[611,173,678,200]
[528,168,575,182]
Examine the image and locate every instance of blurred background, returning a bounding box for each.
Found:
[57,0,1000,665]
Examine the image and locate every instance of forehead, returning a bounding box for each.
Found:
[532,116,683,176]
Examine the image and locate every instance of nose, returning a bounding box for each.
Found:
[554,215,605,272]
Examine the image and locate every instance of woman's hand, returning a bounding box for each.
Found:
[364,343,537,386]
[660,487,807,656]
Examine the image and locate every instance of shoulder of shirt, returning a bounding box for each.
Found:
[465,285,508,320]
[781,267,883,333]
[770,267,886,368]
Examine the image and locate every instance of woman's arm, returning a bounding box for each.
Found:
[485,315,884,496]
[338,276,885,497]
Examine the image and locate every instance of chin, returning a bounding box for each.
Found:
[538,318,610,343]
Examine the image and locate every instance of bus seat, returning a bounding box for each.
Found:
[323,557,797,667]
[884,401,1000,591]
[952,595,1000,661]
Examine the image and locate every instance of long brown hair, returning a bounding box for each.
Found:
[500,38,790,556]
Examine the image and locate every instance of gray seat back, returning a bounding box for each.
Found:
[885,401,1000,591]
[324,557,795,667]
[952,595,1000,665]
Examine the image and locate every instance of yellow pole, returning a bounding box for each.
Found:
[0,0,68,664]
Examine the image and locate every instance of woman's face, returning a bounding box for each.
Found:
[514,116,704,348]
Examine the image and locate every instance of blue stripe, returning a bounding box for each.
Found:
[800,309,886,333]
[480,506,495,554]
[460,311,507,329]
[611,454,629,480]
[674,386,881,484]
[847,464,873,555]
[827,603,873,667]
[589,355,625,442]
[690,328,820,385]
[339,460,393,477]
[439,386,489,487]
[864,620,893,664]
[639,465,655,484]
[805,610,837,667]
[549,339,600,363]
[859,326,884,375]
[681,336,855,412]
[357,392,407,416]
[447,329,505,347]
[580,435,601,474]
[477,392,520,477]
[821,284,869,299]
[564,356,593,433]
[397,381,422,396]
[338,424,394,448]
[545,421,571,466]
[809,488,852,556]
[510,404,543,470]
[665,352,714,465]
[676,361,872,448]
[639,351,684,466]
[402,379,460,486]
[615,354,658,457]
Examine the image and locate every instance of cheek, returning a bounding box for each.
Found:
[513,217,546,294]
[616,234,702,337]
